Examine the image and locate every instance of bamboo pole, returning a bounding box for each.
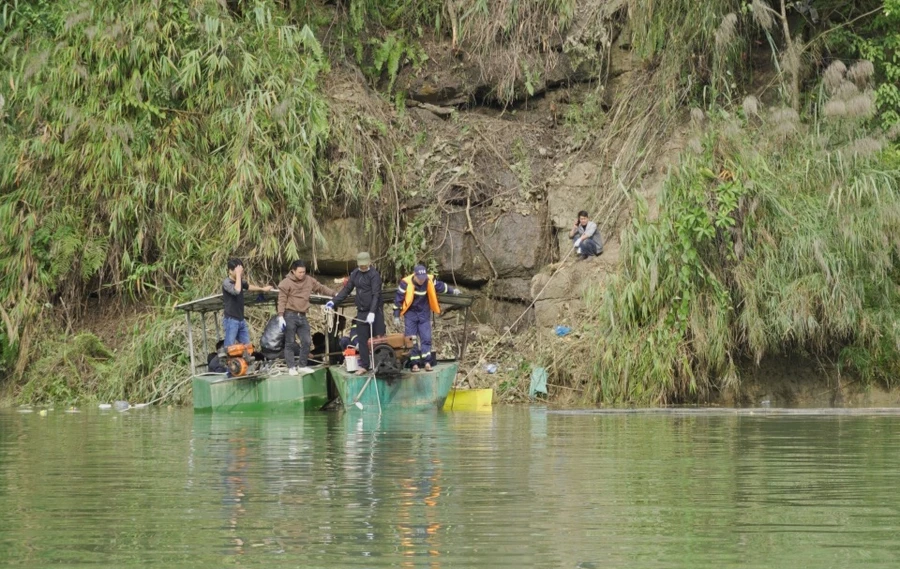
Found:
[185,312,197,375]
[201,312,209,357]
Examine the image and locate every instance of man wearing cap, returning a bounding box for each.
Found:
[392,265,461,372]
[326,252,384,375]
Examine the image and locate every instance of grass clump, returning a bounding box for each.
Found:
[578,61,900,404]
[18,333,113,405]
[15,310,191,406]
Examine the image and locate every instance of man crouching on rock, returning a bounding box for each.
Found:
[277,260,336,376]
[569,210,604,260]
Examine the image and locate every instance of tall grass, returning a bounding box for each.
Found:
[577,61,900,404]
[628,0,745,108]
[0,0,343,380]
[17,309,192,406]
[570,0,746,243]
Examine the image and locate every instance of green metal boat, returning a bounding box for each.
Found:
[324,289,474,413]
[175,286,475,414]
[192,367,330,413]
[330,362,459,413]
[175,290,338,413]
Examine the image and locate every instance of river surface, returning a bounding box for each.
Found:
[2,406,900,568]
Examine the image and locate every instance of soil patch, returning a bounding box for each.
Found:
[719,355,900,408]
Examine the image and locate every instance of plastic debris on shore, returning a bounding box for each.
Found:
[554,325,571,337]
[530,367,548,398]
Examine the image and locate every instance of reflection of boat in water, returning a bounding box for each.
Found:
[339,407,453,435]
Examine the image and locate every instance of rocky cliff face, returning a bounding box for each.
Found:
[308,0,687,332]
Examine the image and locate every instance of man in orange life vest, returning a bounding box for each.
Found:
[392,265,461,372]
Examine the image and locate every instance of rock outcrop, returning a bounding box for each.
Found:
[530,240,619,329]
[434,210,550,287]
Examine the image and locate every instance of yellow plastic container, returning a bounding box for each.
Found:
[442,388,493,411]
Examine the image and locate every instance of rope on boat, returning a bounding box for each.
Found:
[325,307,338,335]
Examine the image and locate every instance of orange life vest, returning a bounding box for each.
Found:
[400,274,441,315]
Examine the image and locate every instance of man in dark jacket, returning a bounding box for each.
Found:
[392,264,461,371]
[277,260,336,375]
[207,340,227,373]
[326,252,384,375]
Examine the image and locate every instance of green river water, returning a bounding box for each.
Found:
[2,406,899,568]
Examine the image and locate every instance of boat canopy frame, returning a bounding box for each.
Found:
[174,290,475,376]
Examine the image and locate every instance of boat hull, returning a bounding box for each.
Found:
[330,362,458,412]
[192,367,329,413]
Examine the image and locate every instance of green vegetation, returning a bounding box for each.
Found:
[829,0,900,127]
[2,0,899,406]
[628,0,744,108]
[528,0,900,404]
[17,313,190,405]
[345,0,579,103]
[345,0,439,90]
[0,0,347,401]
[579,64,900,404]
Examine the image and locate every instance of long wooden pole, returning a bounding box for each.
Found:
[324,311,330,366]
[185,312,197,375]
[201,312,209,357]
[459,305,471,361]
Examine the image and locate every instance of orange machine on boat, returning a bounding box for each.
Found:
[224,343,255,377]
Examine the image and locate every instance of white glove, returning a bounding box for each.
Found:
[366,312,375,324]
[278,316,285,330]
[574,238,583,248]
[393,316,401,327]
[324,301,334,310]
[452,288,462,295]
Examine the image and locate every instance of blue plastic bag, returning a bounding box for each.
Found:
[554,325,571,337]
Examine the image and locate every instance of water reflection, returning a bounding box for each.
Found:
[3,408,900,568]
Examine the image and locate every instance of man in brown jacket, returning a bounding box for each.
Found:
[277,260,336,375]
